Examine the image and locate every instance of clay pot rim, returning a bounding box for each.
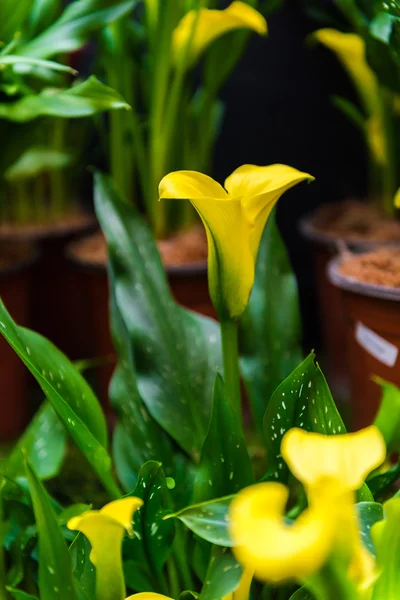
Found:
[328,254,400,302]
[0,211,97,243]
[0,245,40,279]
[299,210,400,251]
[65,235,208,277]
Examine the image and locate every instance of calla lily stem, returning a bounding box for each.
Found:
[221,318,242,421]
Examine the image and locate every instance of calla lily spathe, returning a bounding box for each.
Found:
[173,2,267,68]
[159,165,313,319]
[68,497,143,600]
[229,426,385,588]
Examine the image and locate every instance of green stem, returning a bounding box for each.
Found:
[49,119,67,218]
[172,523,195,591]
[304,559,358,600]
[220,319,242,420]
[379,86,397,216]
[167,554,180,598]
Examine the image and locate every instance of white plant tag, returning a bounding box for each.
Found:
[355,321,398,367]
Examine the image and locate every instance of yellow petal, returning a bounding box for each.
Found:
[313,29,379,117]
[229,482,336,584]
[173,1,267,67]
[68,498,143,600]
[100,497,143,536]
[281,426,386,492]
[159,170,228,200]
[366,116,386,165]
[126,595,173,600]
[394,187,400,208]
[225,164,314,256]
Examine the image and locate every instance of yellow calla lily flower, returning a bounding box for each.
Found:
[313,29,379,117]
[281,426,385,493]
[395,187,400,208]
[68,497,143,600]
[126,595,172,600]
[159,164,313,319]
[229,482,337,584]
[173,1,267,67]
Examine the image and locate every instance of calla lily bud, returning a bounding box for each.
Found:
[68,497,143,600]
[159,165,313,320]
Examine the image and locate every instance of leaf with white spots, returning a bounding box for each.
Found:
[95,172,222,461]
[70,534,95,600]
[166,495,233,547]
[199,546,243,600]
[123,461,175,593]
[193,374,253,503]
[4,402,67,481]
[263,353,346,483]
[357,502,383,556]
[0,300,120,498]
[25,460,78,600]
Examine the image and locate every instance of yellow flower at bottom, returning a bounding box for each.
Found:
[229,482,337,584]
[159,164,313,319]
[68,497,143,600]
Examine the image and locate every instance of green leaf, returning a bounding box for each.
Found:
[193,374,253,502]
[240,212,303,432]
[367,461,400,497]
[25,460,78,600]
[94,172,222,460]
[357,501,383,556]
[199,546,243,600]
[331,95,367,131]
[70,534,96,600]
[372,497,400,598]
[0,56,76,74]
[167,496,233,547]
[0,0,31,42]
[7,591,38,600]
[3,401,67,481]
[27,0,62,39]
[0,300,120,498]
[18,0,137,59]
[124,462,175,593]
[373,377,400,452]
[0,76,130,122]
[289,588,313,600]
[5,147,73,181]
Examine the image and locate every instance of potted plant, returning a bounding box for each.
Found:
[0,0,138,355]
[299,0,400,395]
[1,165,400,599]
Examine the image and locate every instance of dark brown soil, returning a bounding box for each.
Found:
[339,247,400,287]
[0,211,96,242]
[313,200,400,243]
[70,225,208,269]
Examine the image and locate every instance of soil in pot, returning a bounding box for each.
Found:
[0,241,37,439]
[0,211,97,359]
[67,226,214,407]
[329,247,400,430]
[301,199,400,399]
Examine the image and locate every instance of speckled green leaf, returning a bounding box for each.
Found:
[4,402,66,481]
[0,300,120,498]
[357,502,383,556]
[70,534,95,600]
[289,588,313,600]
[193,374,253,503]
[240,212,303,431]
[123,462,174,593]
[95,172,222,460]
[167,496,233,547]
[367,461,400,497]
[372,497,400,599]
[199,546,242,600]
[262,353,345,483]
[25,461,77,600]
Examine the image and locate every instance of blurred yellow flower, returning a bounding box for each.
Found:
[173,2,267,67]
[394,187,400,208]
[159,165,313,319]
[68,497,143,600]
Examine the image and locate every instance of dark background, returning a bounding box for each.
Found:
[213,0,367,350]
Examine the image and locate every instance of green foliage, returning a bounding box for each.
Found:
[199,546,243,600]
[240,212,303,431]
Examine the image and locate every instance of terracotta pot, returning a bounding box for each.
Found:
[0,213,97,358]
[329,255,400,429]
[66,238,214,407]
[0,244,38,439]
